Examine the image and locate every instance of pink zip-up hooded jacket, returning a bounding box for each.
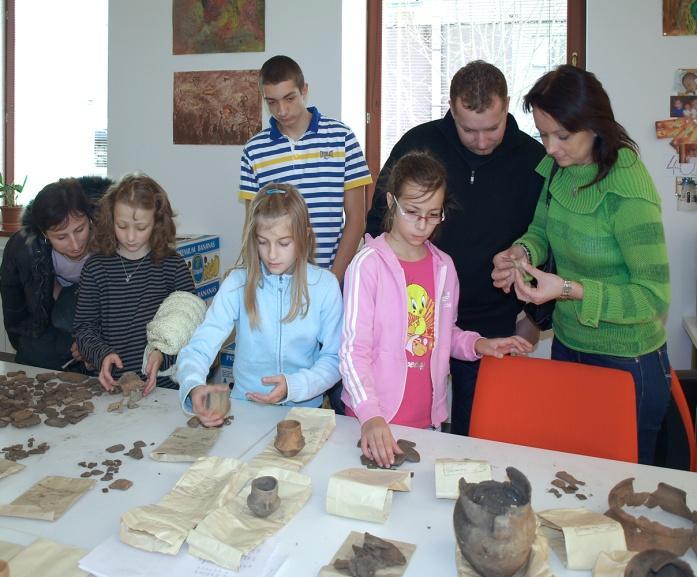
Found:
[340,234,482,427]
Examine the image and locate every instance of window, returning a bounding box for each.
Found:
[4,0,108,200]
[366,0,585,185]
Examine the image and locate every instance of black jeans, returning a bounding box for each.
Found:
[449,357,481,436]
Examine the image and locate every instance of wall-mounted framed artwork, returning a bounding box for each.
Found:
[663,0,697,36]
[173,0,265,54]
[173,70,261,145]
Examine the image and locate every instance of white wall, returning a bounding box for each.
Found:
[587,0,697,369]
[108,0,343,273]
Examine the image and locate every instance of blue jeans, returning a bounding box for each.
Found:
[551,338,672,465]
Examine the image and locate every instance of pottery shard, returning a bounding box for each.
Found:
[624,548,696,577]
[108,401,123,412]
[187,416,201,428]
[106,444,125,453]
[125,446,143,460]
[12,414,41,428]
[101,473,113,481]
[133,440,146,448]
[35,372,57,382]
[551,478,578,493]
[10,409,33,422]
[453,467,536,577]
[118,372,145,396]
[57,371,88,383]
[334,533,407,577]
[556,471,585,486]
[396,439,420,463]
[80,471,92,478]
[606,478,697,556]
[109,479,133,491]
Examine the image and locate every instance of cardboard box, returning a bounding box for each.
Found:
[195,279,220,303]
[175,235,221,287]
[219,342,235,384]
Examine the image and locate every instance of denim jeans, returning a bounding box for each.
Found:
[449,357,481,436]
[551,338,672,465]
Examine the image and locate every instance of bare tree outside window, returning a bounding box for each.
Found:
[381,0,566,164]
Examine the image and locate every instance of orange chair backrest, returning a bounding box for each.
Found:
[671,369,697,472]
[470,356,638,463]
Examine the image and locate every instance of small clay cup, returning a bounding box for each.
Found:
[274,419,305,457]
[206,388,231,417]
[247,475,280,518]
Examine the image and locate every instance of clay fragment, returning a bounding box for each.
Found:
[91,469,104,476]
[606,478,697,556]
[187,416,201,428]
[274,419,305,457]
[359,439,418,469]
[106,444,125,453]
[125,446,143,460]
[551,478,578,493]
[576,494,588,501]
[102,488,109,493]
[45,417,68,428]
[57,371,88,383]
[12,413,41,428]
[624,549,696,577]
[101,473,113,481]
[556,471,585,486]
[88,462,97,468]
[10,408,33,422]
[548,488,562,498]
[35,372,57,382]
[80,471,92,478]
[109,478,133,491]
[108,401,123,412]
[133,440,146,448]
[453,467,536,577]
[396,439,421,463]
[334,533,407,577]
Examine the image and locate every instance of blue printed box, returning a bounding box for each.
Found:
[175,235,221,288]
[219,342,235,384]
[196,279,220,303]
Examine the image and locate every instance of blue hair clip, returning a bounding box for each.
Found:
[265,187,286,195]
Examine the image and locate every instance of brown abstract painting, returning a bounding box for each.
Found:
[173,0,265,54]
[663,0,697,35]
[173,70,261,145]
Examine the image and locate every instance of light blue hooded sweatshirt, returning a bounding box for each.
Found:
[177,263,342,412]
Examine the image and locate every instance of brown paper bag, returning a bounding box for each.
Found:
[120,456,247,555]
[149,427,221,462]
[0,458,25,480]
[0,476,95,521]
[7,538,87,577]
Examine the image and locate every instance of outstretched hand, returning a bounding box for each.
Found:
[474,335,534,358]
[246,374,288,404]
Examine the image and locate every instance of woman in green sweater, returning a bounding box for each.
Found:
[492,65,671,465]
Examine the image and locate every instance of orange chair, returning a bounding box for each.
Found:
[469,355,638,463]
[670,369,697,472]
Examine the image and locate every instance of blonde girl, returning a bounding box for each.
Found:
[74,173,195,393]
[177,183,343,427]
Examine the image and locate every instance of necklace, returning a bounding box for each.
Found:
[119,254,147,283]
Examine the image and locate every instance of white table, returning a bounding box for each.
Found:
[1,360,696,576]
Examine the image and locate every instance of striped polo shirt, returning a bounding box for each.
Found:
[239,107,373,268]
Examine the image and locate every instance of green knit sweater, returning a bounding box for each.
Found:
[518,149,670,357]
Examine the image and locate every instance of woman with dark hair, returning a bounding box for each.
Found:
[492,65,671,465]
[0,176,112,369]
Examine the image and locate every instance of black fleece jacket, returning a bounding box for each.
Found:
[366,112,545,337]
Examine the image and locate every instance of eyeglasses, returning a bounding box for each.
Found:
[392,195,445,224]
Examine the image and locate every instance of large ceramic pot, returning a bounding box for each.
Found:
[453,467,536,577]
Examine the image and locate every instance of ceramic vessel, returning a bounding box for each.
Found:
[247,475,280,518]
[1,205,22,233]
[625,549,696,577]
[274,419,305,457]
[206,388,231,417]
[453,466,536,577]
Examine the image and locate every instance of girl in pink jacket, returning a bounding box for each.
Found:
[340,152,532,468]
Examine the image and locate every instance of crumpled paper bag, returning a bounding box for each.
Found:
[592,550,637,577]
[149,427,221,462]
[538,508,626,570]
[7,538,87,577]
[326,468,412,523]
[0,458,25,480]
[0,476,95,521]
[456,528,553,577]
[120,456,247,554]
[247,407,335,473]
[187,466,312,570]
[0,539,24,562]
[317,531,416,577]
[434,458,491,499]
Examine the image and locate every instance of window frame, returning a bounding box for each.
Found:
[364,0,586,204]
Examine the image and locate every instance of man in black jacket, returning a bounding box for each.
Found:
[366,61,545,435]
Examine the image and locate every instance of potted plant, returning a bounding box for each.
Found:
[0,173,27,233]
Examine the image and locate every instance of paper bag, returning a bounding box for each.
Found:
[456,529,553,577]
[187,466,312,570]
[8,538,87,577]
[149,427,221,462]
[538,508,626,570]
[0,476,95,521]
[247,407,335,473]
[0,540,24,562]
[0,458,25,480]
[592,550,637,577]
[317,531,416,577]
[435,458,491,499]
[326,468,412,523]
[120,456,247,555]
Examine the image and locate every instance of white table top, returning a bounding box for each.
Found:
[1,360,696,576]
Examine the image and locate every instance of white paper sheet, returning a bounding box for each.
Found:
[79,535,286,577]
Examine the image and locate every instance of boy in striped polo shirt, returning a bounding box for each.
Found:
[239,55,372,283]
